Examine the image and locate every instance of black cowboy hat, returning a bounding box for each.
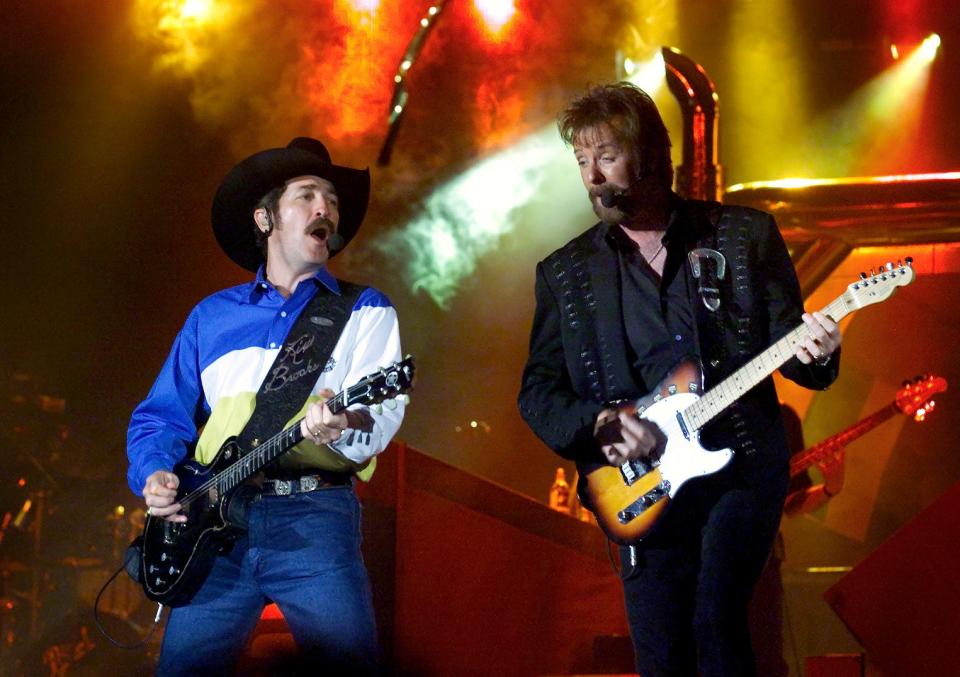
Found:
[211,137,370,271]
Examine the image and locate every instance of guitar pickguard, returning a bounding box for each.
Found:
[579,359,734,544]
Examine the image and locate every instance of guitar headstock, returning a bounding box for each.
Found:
[344,356,416,411]
[843,258,915,310]
[895,374,948,421]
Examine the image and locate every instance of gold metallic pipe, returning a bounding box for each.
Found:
[662,46,722,202]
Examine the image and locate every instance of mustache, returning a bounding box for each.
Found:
[306,217,336,235]
[307,217,345,252]
[590,185,629,209]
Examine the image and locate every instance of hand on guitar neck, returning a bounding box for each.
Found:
[142,388,351,524]
[300,388,351,446]
[784,445,846,516]
[795,311,841,366]
[593,311,840,470]
[817,445,846,498]
[578,261,913,544]
[783,374,947,517]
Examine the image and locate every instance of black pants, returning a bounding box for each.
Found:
[620,465,787,677]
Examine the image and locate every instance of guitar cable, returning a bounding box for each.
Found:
[92,557,164,649]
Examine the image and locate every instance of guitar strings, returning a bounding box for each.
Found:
[175,389,351,509]
[163,360,412,515]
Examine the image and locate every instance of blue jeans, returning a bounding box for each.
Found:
[157,485,378,676]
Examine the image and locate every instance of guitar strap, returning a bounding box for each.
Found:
[126,280,365,583]
[235,279,365,455]
[690,207,757,456]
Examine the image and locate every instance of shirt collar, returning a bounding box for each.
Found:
[602,193,708,252]
[246,265,341,303]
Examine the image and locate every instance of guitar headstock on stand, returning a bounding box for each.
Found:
[895,374,948,422]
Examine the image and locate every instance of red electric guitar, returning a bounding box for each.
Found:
[790,374,947,478]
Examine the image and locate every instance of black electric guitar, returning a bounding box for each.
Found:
[579,260,915,545]
[139,356,415,607]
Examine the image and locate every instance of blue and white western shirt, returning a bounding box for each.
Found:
[126,266,404,495]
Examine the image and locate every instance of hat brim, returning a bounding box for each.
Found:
[211,146,370,272]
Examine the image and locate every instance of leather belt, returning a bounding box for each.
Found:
[260,472,352,497]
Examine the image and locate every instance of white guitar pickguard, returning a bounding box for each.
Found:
[640,393,734,497]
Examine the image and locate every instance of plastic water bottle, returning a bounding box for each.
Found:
[548,467,571,514]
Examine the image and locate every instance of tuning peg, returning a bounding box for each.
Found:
[373,404,383,415]
[905,256,913,266]
[384,399,397,411]
[397,394,410,405]
[885,262,893,271]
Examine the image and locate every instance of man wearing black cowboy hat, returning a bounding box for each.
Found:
[127,137,404,674]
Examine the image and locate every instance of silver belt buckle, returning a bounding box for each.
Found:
[300,475,319,492]
[274,479,292,496]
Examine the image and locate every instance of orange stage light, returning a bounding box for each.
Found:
[474,0,516,36]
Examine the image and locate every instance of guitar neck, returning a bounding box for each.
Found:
[789,402,899,477]
[684,294,851,432]
[214,390,351,494]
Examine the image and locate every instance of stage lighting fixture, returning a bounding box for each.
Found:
[919,33,941,62]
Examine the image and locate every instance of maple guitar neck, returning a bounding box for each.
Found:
[682,295,847,434]
[580,261,915,546]
[681,259,915,435]
[789,402,899,478]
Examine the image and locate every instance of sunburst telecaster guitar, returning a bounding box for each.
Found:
[579,260,916,545]
[790,374,947,479]
[139,357,415,607]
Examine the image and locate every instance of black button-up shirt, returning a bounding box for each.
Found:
[609,218,699,393]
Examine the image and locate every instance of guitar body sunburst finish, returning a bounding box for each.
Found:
[578,359,733,545]
[576,261,917,545]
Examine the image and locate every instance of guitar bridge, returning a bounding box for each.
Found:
[617,480,671,524]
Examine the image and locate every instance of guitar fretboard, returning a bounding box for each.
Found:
[683,294,854,433]
[181,389,352,506]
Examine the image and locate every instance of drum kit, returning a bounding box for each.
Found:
[0,372,156,675]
